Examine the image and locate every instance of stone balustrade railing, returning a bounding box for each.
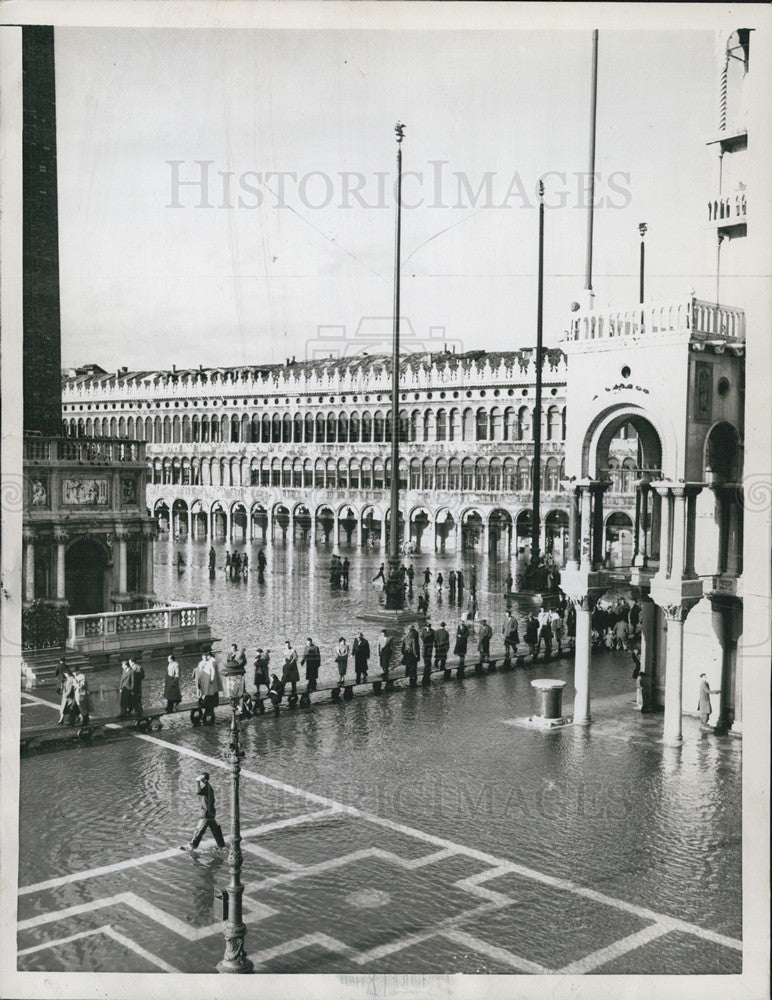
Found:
[62,350,568,405]
[24,436,146,464]
[707,189,747,223]
[67,602,210,655]
[566,297,745,344]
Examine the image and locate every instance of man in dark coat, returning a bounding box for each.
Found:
[301,638,321,692]
[434,622,450,670]
[421,622,435,673]
[401,625,420,679]
[253,648,270,697]
[456,571,465,603]
[377,629,392,679]
[477,619,492,664]
[184,772,225,851]
[352,631,370,683]
[423,567,432,587]
[448,571,456,601]
[503,613,519,660]
[525,614,540,659]
[342,558,350,589]
[469,566,478,599]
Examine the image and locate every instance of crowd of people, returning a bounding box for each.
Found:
[591,597,641,652]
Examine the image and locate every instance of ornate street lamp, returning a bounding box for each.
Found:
[385,121,406,611]
[638,222,648,304]
[217,657,254,975]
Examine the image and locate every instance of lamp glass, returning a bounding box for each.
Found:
[222,670,244,700]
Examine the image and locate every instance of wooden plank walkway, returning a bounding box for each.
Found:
[20,639,575,751]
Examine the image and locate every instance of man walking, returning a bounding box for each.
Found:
[182,773,225,852]
[301,638,321,692]
[477,618,492,665]
[352,631,370,684]
[434,622,450,672]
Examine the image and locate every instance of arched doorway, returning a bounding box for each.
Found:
[545,509,569,566]
[65,538,109,615]
[488,508,513,555]
[604,512,634,568]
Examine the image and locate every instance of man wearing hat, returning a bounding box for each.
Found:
[183,772,225,851]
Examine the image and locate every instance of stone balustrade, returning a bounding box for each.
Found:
[566,297,745,344]
[24,436,146,464]
[67,602,210,656]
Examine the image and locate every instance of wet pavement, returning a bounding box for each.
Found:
[18,537,742,974]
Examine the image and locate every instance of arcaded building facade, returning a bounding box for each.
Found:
[62,349,639,564]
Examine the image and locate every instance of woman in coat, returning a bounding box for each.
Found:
[334,637,350,685]
[524,614,540,659]
[164,652,182,713]
[281,641,300,697]
[72,669,93,724]
[453,621,469,664]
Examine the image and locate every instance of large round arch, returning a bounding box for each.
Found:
[434,507,457,553]
[408,505,432,552]
[582,405,668,480]
[488,507,513,555]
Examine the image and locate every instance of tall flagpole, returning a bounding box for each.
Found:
[584,29,599,295]
[385,122,405,611]
[530,180,545,577]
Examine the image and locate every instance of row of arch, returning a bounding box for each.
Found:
[151,454,571,493]
[63,404,567,445]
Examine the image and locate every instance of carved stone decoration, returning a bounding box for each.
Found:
[62,478,110,506]
[121,476,138,506]
[659,602,692,623]
[29,477,49,507]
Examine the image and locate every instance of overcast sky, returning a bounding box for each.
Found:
[54,27,720,370]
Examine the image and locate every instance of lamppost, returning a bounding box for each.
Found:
[638,222,647,304]
[385,121,406,611]
[217,658,254,975]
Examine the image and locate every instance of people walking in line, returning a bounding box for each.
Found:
[477,619,492,665]
[301,638,321,692]
[352,631,370,683]
[183,773,225,852]
[698,673,719,727]
[335,636,350,685]
[453,620,469,667]
[378,628,393,679]
[164,651,182,713]
[281,640,299,697]
[434,622,450,671]
[119,660,134,718]
[253,648,270,698]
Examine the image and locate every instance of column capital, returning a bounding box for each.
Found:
[53,527,69,544]
[568,592,599,613]
[588,478,612,494]
[113,524,129,540]
[22,526,36,543]
[658,602,693,623]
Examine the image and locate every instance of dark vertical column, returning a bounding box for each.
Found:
[23,25,62,435]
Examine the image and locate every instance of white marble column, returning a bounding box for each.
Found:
[142,524,155,596]
[54,529,67,601]
[670,488,687,579]
[115,527,128,594]
[572,594,594,726]
[655,485,672,577]
[23,529,36,603]
[661,602,688,746]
